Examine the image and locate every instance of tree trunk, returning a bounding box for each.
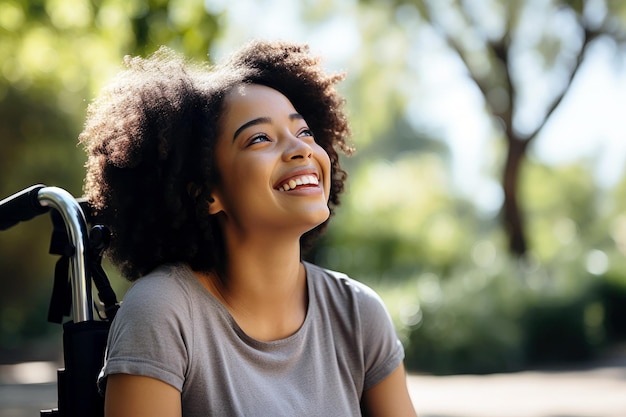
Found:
[502,137,528,256]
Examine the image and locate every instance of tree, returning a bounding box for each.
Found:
[360,0,626,256]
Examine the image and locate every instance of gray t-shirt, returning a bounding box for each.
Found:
[99,262,404,416]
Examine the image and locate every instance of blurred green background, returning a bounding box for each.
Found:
[2,0,626,375]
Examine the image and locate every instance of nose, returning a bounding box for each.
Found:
[282,134,313,161]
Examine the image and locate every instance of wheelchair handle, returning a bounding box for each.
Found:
[0,185,93,323]
[0,184,49,230]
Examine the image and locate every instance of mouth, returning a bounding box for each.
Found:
[276,174,320,192]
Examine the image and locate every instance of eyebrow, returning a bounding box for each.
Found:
[233,113,304,142]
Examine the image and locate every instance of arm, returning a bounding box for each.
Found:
[104,374,182,417]
[361,363,417,417]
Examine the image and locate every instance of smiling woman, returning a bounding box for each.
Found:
[211,84,332,239]
[79,39,417,417]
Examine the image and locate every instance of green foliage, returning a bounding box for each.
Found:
[314,147,477,281]
[372,249,620,375]
[401,265,528,375]
[313,111,625,373]
[598,269,626,343]
[0,0,220,354]
[337,0,626,373]
[3,0,626,375]
[339,3,414,147]
[522,292,596,364]
[521,160,598,262]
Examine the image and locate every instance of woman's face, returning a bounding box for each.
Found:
[209,84,332,238]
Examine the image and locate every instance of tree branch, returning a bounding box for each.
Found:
[523,26,601,145]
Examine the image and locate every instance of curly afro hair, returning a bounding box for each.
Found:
[79,40,353,281]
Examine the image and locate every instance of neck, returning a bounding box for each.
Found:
[198,231,308,341]
[223,237,303,299]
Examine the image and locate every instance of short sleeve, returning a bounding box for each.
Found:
[98,266,192,393]
[357,283,405,390]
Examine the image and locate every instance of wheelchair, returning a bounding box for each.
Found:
[0,184,120,417]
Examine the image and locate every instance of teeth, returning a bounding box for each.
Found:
[280,175,318,191]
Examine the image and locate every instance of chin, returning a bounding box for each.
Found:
[299,208,330,231]
[313,207,331,225]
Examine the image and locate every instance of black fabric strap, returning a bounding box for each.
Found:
[46,208,119,323]
[91,254,119,321]
[88,225,119,321]
[47,210,74,324]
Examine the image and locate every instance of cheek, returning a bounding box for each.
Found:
[317,147,332,198]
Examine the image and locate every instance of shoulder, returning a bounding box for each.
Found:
[305,262,390,319]
[305,262,385,302]
[114,264,196,324]
[304,262,404,389]
[102,264,197,392]
[106,263,201,356]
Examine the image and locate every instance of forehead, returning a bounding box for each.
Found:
[223,84,296,116]
[216,84,304,142]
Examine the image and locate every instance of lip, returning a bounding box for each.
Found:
[274,167,320,190]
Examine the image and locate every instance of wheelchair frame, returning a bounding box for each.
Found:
[0,184,118,417]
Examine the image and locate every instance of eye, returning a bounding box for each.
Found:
[297,128,314,138]
[247,133,272,146]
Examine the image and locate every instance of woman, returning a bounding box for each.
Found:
[81,40,417,416]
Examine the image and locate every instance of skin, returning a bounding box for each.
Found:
[202,84,329,342]
[104,84,417,417]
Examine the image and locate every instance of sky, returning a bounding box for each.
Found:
[207,0,626,212]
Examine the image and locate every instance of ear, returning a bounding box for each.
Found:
[207,191,225,215]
